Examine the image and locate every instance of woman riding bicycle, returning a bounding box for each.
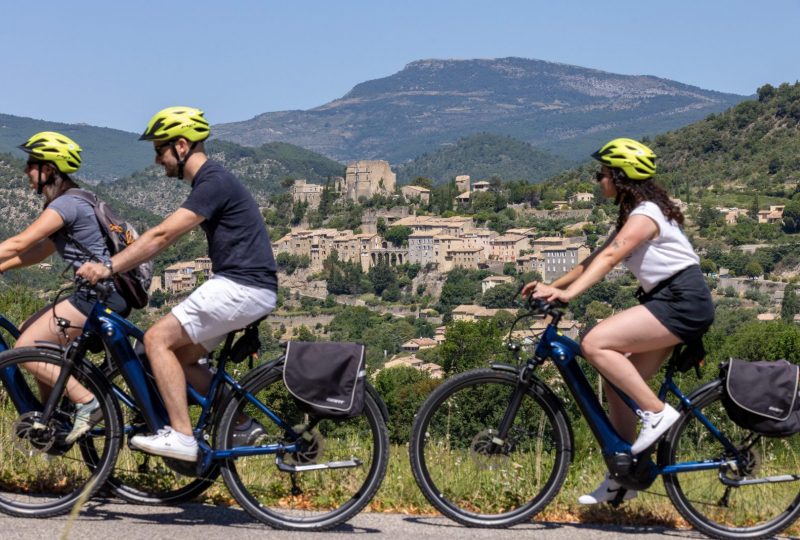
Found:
[522,137,714,505]
[0,131,130,443]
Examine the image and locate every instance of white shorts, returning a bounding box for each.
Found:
[171,276,277,352]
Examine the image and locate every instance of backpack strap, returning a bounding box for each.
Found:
[61,189,106,265]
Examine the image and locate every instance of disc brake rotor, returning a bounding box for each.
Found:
[469,428,511,470]
[286,424,324,465]
[723,445,762,481]
[12,411,56,456]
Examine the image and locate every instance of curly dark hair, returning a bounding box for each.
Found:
[611,169,684,229]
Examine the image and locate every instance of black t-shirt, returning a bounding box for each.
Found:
[181,160,278,291]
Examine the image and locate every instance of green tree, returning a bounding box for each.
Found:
[368,260,396,296]
[782,284,799,321]
[384,225,412,247]
[438,319,508,375]
[748,194,760,220]
[376,217,388,237]
[744,259,764,279]
[374,366,438,443]
[410,176,434,190]
[700,258,718,275]
[585,300,613,321]
[782,199,800,233]
[479,283,518,308]
[296,325,316,342]
[719,320,800,363]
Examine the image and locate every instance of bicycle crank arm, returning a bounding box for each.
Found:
[719,473,800,487]
[275,457,363,473]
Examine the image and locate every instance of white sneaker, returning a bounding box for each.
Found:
[577,474,637,505]
[630,403,680,455]
[130,426,199,462]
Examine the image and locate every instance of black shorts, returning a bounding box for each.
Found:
[68,287,130,318]
[638,265,714,344]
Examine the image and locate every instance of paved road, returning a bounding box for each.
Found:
[1,501,705,540]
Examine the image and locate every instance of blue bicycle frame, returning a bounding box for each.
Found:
[0,315,43,414]
[530,308,746,482]
[76,299,304,469]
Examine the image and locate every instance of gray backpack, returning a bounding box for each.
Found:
[68,189,153,309]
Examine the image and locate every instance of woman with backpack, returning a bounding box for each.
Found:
[0,131,130,443]
[522,137,714,505]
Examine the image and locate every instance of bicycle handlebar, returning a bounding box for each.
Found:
[73,276,115,301]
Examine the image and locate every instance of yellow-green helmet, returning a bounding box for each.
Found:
[139,106,210,142]
[591,138,656,180]
[18,131,82,174]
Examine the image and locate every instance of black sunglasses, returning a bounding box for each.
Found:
[154,142,172,157]
[594,171,609,182]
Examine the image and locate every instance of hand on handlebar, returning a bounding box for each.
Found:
[530,283,572,305]
[522,280,572,305]
[73,275,114,300]
[76,261,112,285]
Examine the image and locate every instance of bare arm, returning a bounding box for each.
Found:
[521,232,617,296]
[76,208,205,283]
[549,232,618,289]
[562,215,657,299]
[0,239,57,272]
[0,209,64,270]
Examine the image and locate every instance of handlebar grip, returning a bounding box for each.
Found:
[74,276,114,301]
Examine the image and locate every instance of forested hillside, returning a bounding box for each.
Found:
[546,83,800,209]
[94,140,345,218]
[396,133,571,185]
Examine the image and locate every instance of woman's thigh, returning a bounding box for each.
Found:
[15,299,86,348]
[582,304,682,356]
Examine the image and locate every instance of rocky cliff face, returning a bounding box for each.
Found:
[214,57,748,163]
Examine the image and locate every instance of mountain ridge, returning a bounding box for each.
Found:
[214,57,749,163]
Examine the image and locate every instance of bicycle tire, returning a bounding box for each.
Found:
[660,380,800,539]
[217,364,389,530]
[95,363,219,505]
[0,347,121,517]
[409,368,572,527]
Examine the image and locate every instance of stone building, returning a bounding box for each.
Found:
[442,245,484,271]
[343,160,396,201]
[543,245,591,282]
[455,175,471,193]
[164,257,212,293]
[288,179,324,209]
[490,234,528,262]
[481,275,515,293]
[400,185,431,205]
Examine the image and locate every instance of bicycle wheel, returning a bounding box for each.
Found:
[94,364,219,505]
[409,368,572,527]
[660,380,800,539]
[217,364,389,530]
[0,347,121,517]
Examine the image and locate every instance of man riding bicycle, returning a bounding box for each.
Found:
[78,106,279,461]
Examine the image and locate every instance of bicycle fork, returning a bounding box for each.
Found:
[489,364,536,452]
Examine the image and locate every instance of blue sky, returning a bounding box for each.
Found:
[2,0,798,133]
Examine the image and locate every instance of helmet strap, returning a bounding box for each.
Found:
[171,140,199,180]
[35,163,55,195]
[34,163,43,195]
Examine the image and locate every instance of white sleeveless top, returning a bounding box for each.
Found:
[622,201,699,293]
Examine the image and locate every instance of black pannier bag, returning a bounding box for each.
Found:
[721,358,800,437]
[283,341,366,419]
